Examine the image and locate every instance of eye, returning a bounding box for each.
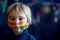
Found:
[9,16,15,21]
[10,18,15,21]
[19,18,23,21]
[19,16,25,21]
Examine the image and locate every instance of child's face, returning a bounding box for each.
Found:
[7,10,28,32]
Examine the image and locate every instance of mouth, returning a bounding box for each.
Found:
[14,26,19,29]
[13,26,26,30]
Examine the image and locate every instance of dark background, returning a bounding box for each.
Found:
[0,0,60,40]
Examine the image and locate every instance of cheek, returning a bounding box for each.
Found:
[19,22,26,26]
[8,21,26,27]
[8,21,15,27]
[22,18,27,23]
[19,22,27,30]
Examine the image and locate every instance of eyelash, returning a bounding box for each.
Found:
[9,16,25,21]
[10,18,15,21]
[19,18,24,21]
[9,18,24,21]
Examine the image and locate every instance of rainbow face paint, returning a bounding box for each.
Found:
[8,15,27,30]
[8,21,27,30]
[19,22,26,30]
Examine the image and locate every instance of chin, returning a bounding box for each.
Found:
[17,29,23,32]
[17,28,24,32]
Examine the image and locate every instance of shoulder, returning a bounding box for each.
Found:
[24,30,36,40]
[28,34,36,40]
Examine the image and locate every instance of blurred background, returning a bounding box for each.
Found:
[0,0,60,40]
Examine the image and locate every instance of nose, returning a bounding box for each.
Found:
[15,19,20,24]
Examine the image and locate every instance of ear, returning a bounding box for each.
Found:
[26,23,29,29]
[27,19,30,24]
[27,19,29,23]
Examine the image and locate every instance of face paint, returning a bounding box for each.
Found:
[19,16,25,20]
[19,22,26,30]
[8,15,27,30]
[8,21,15,27]
[8,16,15,27]
[8,21,26,30]
[19,16,26,30]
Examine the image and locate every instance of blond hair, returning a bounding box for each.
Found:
[6,2,32,25]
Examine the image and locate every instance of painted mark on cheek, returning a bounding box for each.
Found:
[8,21,15,27]
[19,22,26,30]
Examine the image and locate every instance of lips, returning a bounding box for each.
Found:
[14,27,18,28]
[13,26,20,29]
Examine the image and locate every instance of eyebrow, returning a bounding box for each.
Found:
[8,16,15,18]
[8,16,25,19]
[19,16,25,18]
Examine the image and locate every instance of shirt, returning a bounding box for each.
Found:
[2,29,36,40]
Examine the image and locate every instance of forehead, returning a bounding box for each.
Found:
[8,9,26,17]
